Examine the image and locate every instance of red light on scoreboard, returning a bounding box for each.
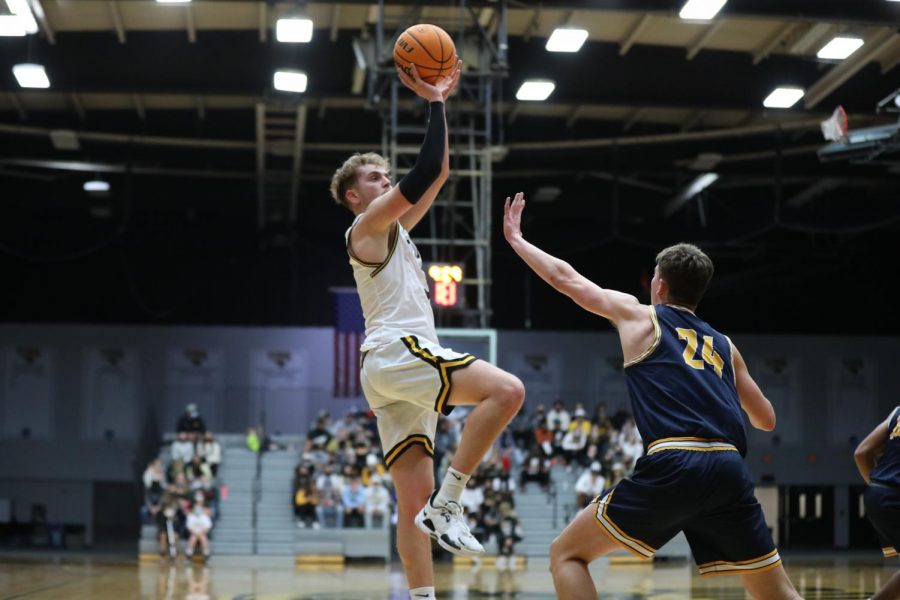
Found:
[427,263,463,308]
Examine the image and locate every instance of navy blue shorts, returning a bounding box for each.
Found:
[864,483,900,558]
[592,441,780,576]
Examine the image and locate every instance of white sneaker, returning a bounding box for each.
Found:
[414,492,485,557]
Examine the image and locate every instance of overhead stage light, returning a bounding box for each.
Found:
[0,15,27,36]
[817,36,864,60]
[274,70,308,93]
[546,28,589,53]
[277,18,313,43]
[84,180,110,193]
[12,63,50,88]
[763,87,804,109]
[679,0,727,20]
[516,80,555,101]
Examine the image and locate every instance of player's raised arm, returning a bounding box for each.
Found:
[355,64,459,238]
[400,60,461,232]
[855,413,891,484]
[730,343,777,432]
[502,192,643,325]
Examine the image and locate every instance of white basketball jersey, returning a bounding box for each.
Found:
[346,215,436,351]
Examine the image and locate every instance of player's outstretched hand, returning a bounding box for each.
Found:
[398,60,463,104]
[503,192,526,243]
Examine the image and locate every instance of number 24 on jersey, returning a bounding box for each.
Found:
[676,328,725,377]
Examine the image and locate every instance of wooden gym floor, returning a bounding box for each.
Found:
[0,554,894,599]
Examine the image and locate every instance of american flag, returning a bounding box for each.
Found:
[332,288,365,398]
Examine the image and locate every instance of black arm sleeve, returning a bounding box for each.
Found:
[398,101,446,204]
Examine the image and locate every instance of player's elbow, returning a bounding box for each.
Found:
[753,409,776,432]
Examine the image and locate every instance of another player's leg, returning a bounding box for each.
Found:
[391,446,438,599]
[549,503,628,600]
[416,361,524,556]
[871,570,900,600]
[740,566,803,600]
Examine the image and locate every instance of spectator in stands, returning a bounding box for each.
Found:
[530,404,547,431]
[143,458,165,491]
[196,432,221,477]
[171,432,195,476]
[186,454,212,485]
[491,467,517,508]
[245,427,261,453]
[495,511,524,571]
[185,503,213,562]
[520,452,550,490]
[509,406,532,450]
[330,411,357,439]
[316,467,343,528]
[569,407,591,435]
[341,473,366,528]
[534,422,554,458]
[550,419,567,460]
[561,424,588,468]
[574,461,608,508]
[145,480,164,527]
[158,489,183,560]
[365,474,391,529]
[194,474,219,520]
[618,417,644,471]
[293,464,320,529]
[546,400,571,432]
[176,403,207,440]
[460,476,485,519]
[305,417,332,454]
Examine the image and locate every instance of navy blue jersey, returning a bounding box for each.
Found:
[870,408,900,487]
[623,304,747,456]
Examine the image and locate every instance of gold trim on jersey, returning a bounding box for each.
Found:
[646,437,738,455]
[697,549,782,577]
[592,490,656,559]
[384,433,434,468]
[346,222,400,276]
[400,335,478,415]
[724,335,736,378]
[623,305,661,368]
[668,303,697,315]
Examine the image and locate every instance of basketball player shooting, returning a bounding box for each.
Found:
[329,38,524,600]
[503,192,802,600]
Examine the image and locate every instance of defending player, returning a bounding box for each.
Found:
[502,192,801,600]
[329,64,524,600]
[855,410,900,600]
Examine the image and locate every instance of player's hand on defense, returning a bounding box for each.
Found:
[398,60,463,103]
[503,192,525,243]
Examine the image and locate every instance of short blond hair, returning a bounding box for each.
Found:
[329,152,391,211]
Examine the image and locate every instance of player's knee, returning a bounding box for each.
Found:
[496,375,525,416]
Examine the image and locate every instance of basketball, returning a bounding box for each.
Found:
[393,24,457,85]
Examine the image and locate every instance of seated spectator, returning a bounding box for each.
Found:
[305,417,333,454]
[185,455,212,485]
[176,403,206,440]
[341,473,366,528]
[171,432,195,475]
[144,480,164,527]
[496,512,524,571]
[530,404,547,430]
[194,474,219,520]
[618,417,643,472]
[293,465,320,529]
[546,400,571,432]
[460,476,485,518]
[196,432,222,477]
[316,465,343,528]
[534,423,554,458]
[520,452,550,490]
[185,504,213,562]
[158,489,183,559]
[561,426,588,468]
[569,407,592,435]
[143,458,165,491]
[550,420,566,460]
[574,461,608,508]
[364,475,391,529]
[491,468,517,508]
[509,406,532,450]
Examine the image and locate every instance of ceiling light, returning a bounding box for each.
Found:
[5,0,37,34]
[763,87,804,108]
[50,130,80,151]
[12,63,50,89]
[84,180,110,193]
[516,80,555,102]
[276,18,313,43]
[817,36,864,60]
[0,15,26,36]
[274,70,308,93]
[666,172,719,215]
[679,0,727,20]
[546,28,589,53]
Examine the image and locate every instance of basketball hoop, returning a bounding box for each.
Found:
[821,105,849,142]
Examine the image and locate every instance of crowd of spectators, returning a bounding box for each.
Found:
[142,403,222,562]
[291,400,639,566]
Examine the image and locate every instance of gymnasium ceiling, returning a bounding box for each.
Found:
[1,0,899,334]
